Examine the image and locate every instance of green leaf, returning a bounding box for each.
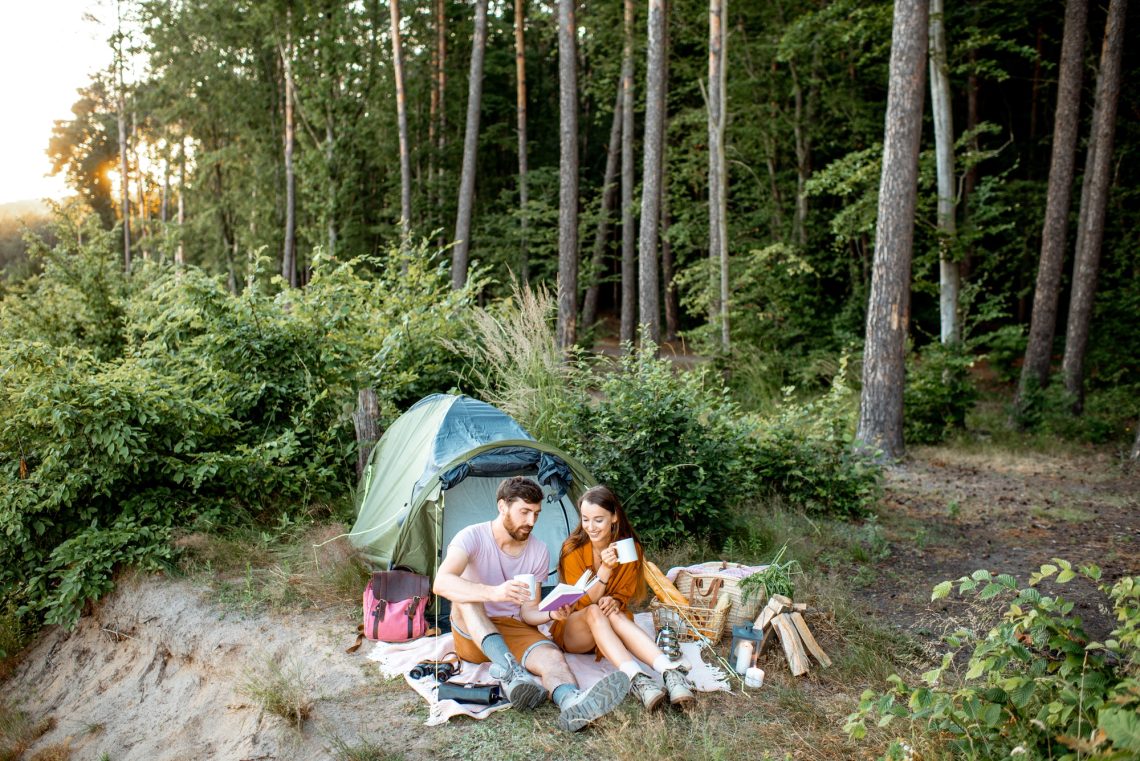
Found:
[979,583,1004,600]
[932,580,952,600]
[1057,569,1076,583]
[1098,708,1140,751]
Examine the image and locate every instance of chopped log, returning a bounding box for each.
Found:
[753,595,790,632]
[792,602,808,611]
[790,611,832,668]
[771,613,810,676]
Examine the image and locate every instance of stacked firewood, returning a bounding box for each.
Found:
[751,594,831,676]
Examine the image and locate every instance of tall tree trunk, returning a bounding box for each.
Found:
[929,0,958,343]
[638,0,666,345]
[115,1,131,274]
[515,0,530,282]
[620,0,637,346]
[353,388,381,480]
[1015,0,1088,411]
[326,116,337,256]
[661,4,678,345]
[176,135,185,268]
[557,0,579,350]
[281,17,298,288]
[582,86,624,331]
[788,58,809,249]
[708,0,729,350]
[962,31,979,280]
[1132,420,1140,463]
[390,0,412,242]
[452,0,488,290]
[856,0,929,460]
[1061,0,1127,414]
[435,0,448,247]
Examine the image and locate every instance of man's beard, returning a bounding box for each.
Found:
[503,515,532,541]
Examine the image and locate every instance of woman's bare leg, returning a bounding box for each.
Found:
[561,606,636,667]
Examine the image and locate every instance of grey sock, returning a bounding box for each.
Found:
[480,633,512,671]
[552,683,577,707]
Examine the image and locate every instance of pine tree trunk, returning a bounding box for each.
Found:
[1016,0,1088,409]
[620,0,637,347]
[582,86,623,331]
[390,0,412,242]
[281,18,297,288]
[929,0,958,344]
[115,0,132,273]
[435,0,447,246]
[353,388,381,480]
[638,0,666,346]
[1061,0,1127,414]
[856,0,929,460]
[708,0,729,350]
[452,0,488,290]
[515,0,530,282]
[557,0,579,350]
[176,135,186,268]
[1131,421,1140,463]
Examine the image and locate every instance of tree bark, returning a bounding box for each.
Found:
[353,388,381,480]
[582,86,624,331]
[1132,421,1140,463]
[176,135,185,268]
[515,0,530,282]
[390,0,412,242]
[281,15,298,288]
[708,0,729,350]
[638,0,666,346]
[856,0,929,460]
[435,0,447,246]
[557,0,579,350]
[1061,0,1127,414]
[452,0,488,290]
[115,0,132,273]
[1016,0,1088,408]
[929,0,958,344]
[620,0,637,346]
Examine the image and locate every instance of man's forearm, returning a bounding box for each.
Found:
[434,572,497,603]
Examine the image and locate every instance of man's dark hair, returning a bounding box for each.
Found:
[496,476,544,505]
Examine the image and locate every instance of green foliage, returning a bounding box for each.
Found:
[0,226,477,628]
[845,562,1140,760]
[904,342,979,446]
[739,543,802,601]
[750,359,881,517]
[554,334,759,546]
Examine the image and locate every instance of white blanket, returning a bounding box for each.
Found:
[367,613,729,725]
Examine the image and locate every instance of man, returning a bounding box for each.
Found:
[433,476,630,732]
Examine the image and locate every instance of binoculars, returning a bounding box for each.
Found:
[409,661,458,682]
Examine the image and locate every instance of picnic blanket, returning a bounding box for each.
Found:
[367,613,730,725]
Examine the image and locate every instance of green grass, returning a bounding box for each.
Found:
[240,657,315,731]
[0,704,54,761]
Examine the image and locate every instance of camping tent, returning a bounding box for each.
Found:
[349,394,595,584]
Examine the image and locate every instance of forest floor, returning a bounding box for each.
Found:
[2,429,1137,760]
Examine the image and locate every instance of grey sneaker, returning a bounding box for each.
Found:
[630,672,666,711]
[556,671,631,732]
[489,653,546,710]
[663,667,694,706]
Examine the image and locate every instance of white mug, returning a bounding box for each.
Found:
[614,537,638,564]
[513,573,537,600]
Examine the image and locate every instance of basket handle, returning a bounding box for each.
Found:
[692,576,723,601]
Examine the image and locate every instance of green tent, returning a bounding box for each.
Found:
[349,394,595,584]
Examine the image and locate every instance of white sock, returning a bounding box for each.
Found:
[619,660,642,680]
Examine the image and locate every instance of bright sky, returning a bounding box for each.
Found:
[0,1,110,205]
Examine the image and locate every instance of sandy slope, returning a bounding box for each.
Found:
[5,574,407,760]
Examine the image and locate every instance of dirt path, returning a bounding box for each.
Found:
[855,445,1140,644]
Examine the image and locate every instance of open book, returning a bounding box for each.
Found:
[538,568,598,612]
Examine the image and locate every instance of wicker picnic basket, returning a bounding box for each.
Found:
[649,596,732,644]
[672,561,767,631]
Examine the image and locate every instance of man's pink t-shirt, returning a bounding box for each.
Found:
[450,521,550,619]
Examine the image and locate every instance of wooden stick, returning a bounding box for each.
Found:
[753,595,789,631]
[789,611,832,668]
[771,613,810,676]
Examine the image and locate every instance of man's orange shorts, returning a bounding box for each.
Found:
[451,615,555,666]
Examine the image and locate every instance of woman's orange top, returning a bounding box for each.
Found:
[548,539,643,649]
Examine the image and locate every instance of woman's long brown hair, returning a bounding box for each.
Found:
[560,485,646,600]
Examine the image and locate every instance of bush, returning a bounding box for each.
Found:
[0,224,480,628]
[904,342,978,445]
[845,561,1140,760]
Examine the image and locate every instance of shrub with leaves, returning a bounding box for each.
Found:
[904,341,978,446]
[844,561,1140,760]
[1,224,480,628]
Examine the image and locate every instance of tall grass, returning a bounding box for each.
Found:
[444,281,572,442]
[240,657,314,730]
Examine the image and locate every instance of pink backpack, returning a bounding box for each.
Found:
[362,570,431,643]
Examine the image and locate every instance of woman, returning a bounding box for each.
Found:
[549,485,694,710]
